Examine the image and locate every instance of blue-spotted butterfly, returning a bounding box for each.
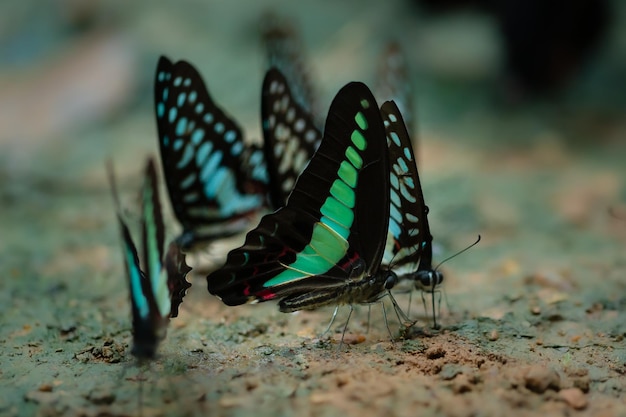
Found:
[108,157,192,359]
[154,56,268,250]
[261,67,322,209]
[207,81,400,318]
[376,41,414,139]
[380,101,443,328]
[261,14,320,129]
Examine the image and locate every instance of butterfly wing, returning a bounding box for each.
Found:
[377,42,414,138]
[163,241,192,318]
[154,56,266,248]
[107,160,167,359]
[208,81,388,306]
[380,101,432,275]
[261,15,319,125]
[261,68,322,209]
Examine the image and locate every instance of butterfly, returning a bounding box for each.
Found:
[261,67,322,209]
[108,157,192,359]
[376,41,414,138]
[261,13,320,128]
[154,56,268,249]
[207,81,400,321]
[379,101,443,328]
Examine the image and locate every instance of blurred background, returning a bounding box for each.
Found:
[1,0,624,182]
[1,0,625,286]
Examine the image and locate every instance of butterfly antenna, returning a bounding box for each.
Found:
[432,235,481,272]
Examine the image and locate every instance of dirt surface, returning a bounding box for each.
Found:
[1,1,626,416]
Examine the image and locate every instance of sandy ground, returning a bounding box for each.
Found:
[1,1,625,416]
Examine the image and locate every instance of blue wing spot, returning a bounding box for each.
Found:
[173,76,182,87]
[203,113,214,124]
[177,143,194,169]
[360,99,370,109]
[390,204,403,224]
[157,102,165,118]
[406,213,419,223]
[195,103,204,114]
[188,120,196,132]
[165,73,171,81]
[400,184,417,203]
[163,135,169,146]
[197,142,213,166]
[390,173,399,189]
[180,173,196,189]
[191,128,205,145]
[403,147,412,161]
[183,78,191,87]
[231,141,243,156]
[404,177,415,189]
[188,91,197,103]
[389,218,401,239]
[214,122,225,134]
[157,71,165,82]
[388,114,398,123]
[390,189,401,207]
[397,157,408,173]
[183,192,199,203]
[224,130,236,143]
[173,138,184,151]
[168,107,177,124]
[177,92,187,107]
[389,132,401,147]
[205,168,227,199]
[200,150,224,186]
[162,87,169,101]
[175,117,188,136]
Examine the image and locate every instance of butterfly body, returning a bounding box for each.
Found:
[208,81,392,313]
[278,266,398,313]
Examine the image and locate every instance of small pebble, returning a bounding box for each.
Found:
[488,329,499,341]
[425,346,446,360]
[530,306,541,315]
[559,388,587,410]
[452,374,472,394]
[523,365,560,393]
[38,384,53,393]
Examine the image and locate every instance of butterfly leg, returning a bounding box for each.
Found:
[337,305,354,351]
[320,305,340,337]
[406,290,414,319]
[379,300,395,343]
[387,290,414,331]
[430,289,440,330]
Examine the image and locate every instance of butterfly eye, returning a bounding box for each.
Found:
[384,271,398,290]
[416,271,434,290]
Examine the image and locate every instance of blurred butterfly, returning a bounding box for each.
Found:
[108,157,192,359]
[154,56,268,250]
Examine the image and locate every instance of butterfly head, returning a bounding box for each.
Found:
[383,270,399,290]
[414,269,444,292]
